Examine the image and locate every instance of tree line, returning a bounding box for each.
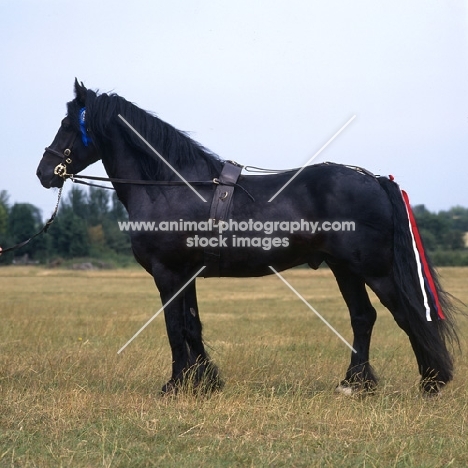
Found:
[412,204,468,266]
[0,187,132,266]
[0,187,467,266]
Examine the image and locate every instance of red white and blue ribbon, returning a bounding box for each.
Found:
[390,175,445,321]
[79,107,92,147]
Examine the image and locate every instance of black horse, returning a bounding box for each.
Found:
[37,80,457,395]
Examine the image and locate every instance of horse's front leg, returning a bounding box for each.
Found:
[154,271,221,394]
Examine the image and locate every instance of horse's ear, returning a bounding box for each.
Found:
[74,78,87,105]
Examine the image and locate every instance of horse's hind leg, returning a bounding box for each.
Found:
[328,263,378,394]
[366,274,453,394]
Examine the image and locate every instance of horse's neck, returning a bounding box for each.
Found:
[104,149,217,182]
[100,139,220,213]
[101,145,140,181]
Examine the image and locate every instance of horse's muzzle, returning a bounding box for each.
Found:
[36,164,65,189]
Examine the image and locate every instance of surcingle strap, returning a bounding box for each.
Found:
[399,185,445,321]
[203,161,243,277]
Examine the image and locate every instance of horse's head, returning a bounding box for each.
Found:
[36,79,101,188]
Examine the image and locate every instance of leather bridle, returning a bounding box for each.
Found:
[42,122,255,203]
[44,130,78,179]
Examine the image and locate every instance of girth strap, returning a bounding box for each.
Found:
[203,161,243,277]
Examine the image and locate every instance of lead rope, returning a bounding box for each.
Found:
[0,186,63,254]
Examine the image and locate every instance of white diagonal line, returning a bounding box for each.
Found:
[268,266,357,353]
[117,266,206,354]
[268,115,356,202]
[118,114,208,203]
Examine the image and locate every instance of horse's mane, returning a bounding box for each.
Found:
[81,90,224,180]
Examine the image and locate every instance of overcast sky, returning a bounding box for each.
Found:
[1,0,467,218]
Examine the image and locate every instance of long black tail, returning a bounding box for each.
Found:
[378,176,458,386]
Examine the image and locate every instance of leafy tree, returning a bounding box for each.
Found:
[67,186,89,219]
[88,187,110,226]
[109,191,127,221]
[414,204,465,251]
[7,203,45,259]
[0,190,9,235]
[444,206,468,232]
[102,218,131,253]
[49,206,90,258]
[8,186,466,265]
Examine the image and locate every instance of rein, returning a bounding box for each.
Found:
[66,171,256,201]
[0,124,79,254]
[0,187,63,254]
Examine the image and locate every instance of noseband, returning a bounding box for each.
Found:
[44,131,78,179]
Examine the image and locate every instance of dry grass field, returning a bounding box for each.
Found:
[0,265,467,467]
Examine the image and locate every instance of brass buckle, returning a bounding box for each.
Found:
[54,162,69,178]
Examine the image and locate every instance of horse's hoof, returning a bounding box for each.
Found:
[420,382,443,399]
[420,379,444,397]
[161,380,179,396]
[335,380,376,397]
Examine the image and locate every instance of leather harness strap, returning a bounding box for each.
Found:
[203,161,243,277]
